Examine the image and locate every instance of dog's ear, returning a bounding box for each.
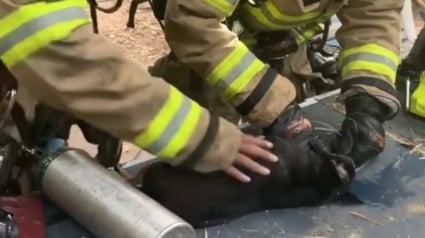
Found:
[309,139,356,185]
[337,154,356,185]
[330,158,355,185]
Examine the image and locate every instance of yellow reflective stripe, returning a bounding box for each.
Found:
[342,61,397,82]
[295,23,323,43]
[206,42,265,99]
[341,44,399,64]
[134,86,202,158]
[265,1,320,22]
[411,71,425,116]
[295,33,305,44]
[302,23,323,39]
[202,0,239,16]
[340,44,400,82]
[242,1,321,30]
[207,43,246,85]
[223,59,264,99]
[0,0,86,36]
[0,0,89,67]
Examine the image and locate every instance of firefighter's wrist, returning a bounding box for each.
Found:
[344,93,391,123]
[339,76,401,121]
[181,115,242,173]
[235,67,297,127]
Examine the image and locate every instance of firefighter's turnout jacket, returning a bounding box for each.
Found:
[0,0,243,173]
[163,0,403,125]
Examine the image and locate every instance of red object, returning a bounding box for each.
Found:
[0,195,45,238]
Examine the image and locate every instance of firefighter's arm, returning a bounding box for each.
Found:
[164,0,296,127]
[331,0,404,166]
[335,0,403,117]
[3,15,242,173]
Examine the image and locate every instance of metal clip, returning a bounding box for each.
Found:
[405,78,411,112]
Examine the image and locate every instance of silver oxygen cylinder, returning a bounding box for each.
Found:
[36,147,196,238]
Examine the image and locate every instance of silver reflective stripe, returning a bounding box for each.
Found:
[0,7,87,55]
[215,51,257,91]
[341,53,398,71]
[145,97,192,153]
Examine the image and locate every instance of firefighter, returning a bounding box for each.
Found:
[152,0,403,167]
[0,0,292,184]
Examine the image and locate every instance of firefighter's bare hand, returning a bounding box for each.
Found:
[224,134,279,183]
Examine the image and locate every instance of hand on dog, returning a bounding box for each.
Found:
[224,134,279,183]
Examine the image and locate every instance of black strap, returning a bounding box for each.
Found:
[180,115,220,169]
[10,106,31,146]
[0,61,17,89]
[0,62,32,195]
[235,67,277,116]
[189,70,204,91]
[0,61,31,146]
[341,76,397,97]
[0,142,20,190]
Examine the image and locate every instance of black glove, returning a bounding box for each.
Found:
[263,102,313,144]
[334,93,392,167]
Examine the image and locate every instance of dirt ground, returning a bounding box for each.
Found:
[96,0,169,64]
[68,1,425,164]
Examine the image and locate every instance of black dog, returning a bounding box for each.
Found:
[140,131,355,228]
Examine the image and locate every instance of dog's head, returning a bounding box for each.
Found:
[259,136,356,208]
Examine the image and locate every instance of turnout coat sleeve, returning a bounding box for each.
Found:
[0,0,242,173]
[163,0,297,127]
[336,0,404,118]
